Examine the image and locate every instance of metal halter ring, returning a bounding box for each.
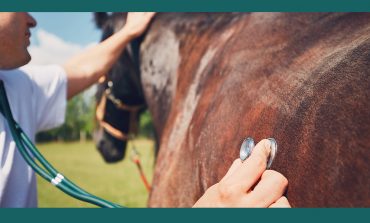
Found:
[239,137,278,169]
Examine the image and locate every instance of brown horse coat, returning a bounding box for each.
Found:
[139,13,370,207]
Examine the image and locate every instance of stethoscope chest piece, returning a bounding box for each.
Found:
[239,137,278,169]
[240,137,255,161]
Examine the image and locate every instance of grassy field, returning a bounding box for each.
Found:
[36,139,155,208]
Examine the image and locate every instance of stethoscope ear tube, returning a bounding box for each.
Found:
[0,81,122,208]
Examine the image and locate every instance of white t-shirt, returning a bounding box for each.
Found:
[0,65,67,207]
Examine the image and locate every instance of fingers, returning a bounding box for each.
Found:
[269,196,291,208]
[221,159,242,181]
[124,12,157,37]
[223,139,271,192]
[195,139,290,208]
[147,12,156,19]
[146,12,157,24]
[127,12,156,21]
[138,12,156,22]
[244,170,288,207]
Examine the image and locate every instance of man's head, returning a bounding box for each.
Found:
[0,12,36,70]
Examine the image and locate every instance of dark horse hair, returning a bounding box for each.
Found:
[93,12,146,163]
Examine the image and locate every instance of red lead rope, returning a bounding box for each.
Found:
[130,144,151,192]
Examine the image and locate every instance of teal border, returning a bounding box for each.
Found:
[1,0,370,221]
[0,0,370,12]
[1,208,369,223]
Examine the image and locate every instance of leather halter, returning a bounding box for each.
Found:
[96,80,144,141]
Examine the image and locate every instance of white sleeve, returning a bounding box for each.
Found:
[20,65,68,132]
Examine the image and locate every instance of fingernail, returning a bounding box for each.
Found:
[267,138,278,169]
[263,138,272,156]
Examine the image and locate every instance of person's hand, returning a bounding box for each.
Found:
[193,139,290,207]
[122,12,156,38]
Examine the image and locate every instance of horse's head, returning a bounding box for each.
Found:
[94,12,146,163]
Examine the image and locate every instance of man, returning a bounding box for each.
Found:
[0,12,290,208]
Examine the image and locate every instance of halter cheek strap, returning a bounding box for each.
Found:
[95,82,145,141]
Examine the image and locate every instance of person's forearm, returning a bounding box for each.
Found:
[63,27,135,99]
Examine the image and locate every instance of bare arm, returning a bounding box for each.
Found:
[63,12,156,99]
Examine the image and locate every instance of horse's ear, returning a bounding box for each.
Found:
[94,12,109,29]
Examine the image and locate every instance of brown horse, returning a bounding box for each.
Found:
[96,13,370,207]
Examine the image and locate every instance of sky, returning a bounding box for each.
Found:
[28,12,101,66]
[26,13,104,100]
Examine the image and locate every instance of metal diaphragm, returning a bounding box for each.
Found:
[240,137,255,161]
[239,137,278,169]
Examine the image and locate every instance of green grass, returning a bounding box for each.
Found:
[36,139,155,208]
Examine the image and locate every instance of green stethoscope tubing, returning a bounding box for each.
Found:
[0,81,123,208]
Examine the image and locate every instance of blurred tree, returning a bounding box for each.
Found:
[36,92,155,142]
[138,110,154,139]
